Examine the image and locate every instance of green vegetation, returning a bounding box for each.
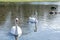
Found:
[0,0,59,2]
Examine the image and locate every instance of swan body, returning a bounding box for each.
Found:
[28,17,38,23]
[10,26,22,37]
[10,18,22,37]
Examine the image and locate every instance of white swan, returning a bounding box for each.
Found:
[28,17,38,23]
[10,18,22,37]
[28,17,38,32]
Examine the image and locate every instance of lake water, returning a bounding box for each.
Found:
[0,4,60,40]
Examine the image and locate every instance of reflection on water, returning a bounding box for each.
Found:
[0,5,60,40]
[0,11,12,40]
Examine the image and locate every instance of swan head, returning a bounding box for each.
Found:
[16,18,19,23]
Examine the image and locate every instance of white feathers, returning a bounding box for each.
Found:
[28,17,38,23]
[16,18,19,21]
[10,18,22,37]
[10,26,22,37]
